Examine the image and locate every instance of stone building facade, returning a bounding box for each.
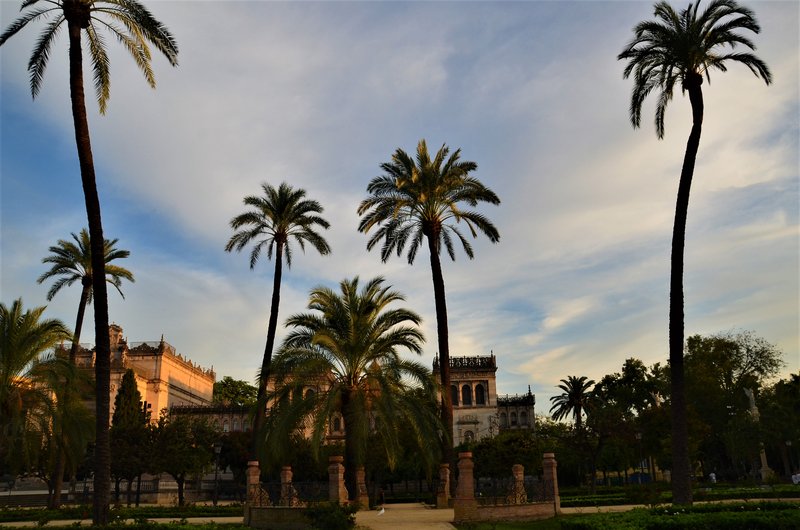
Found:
[434,354,535,446]
[69,324,215,422]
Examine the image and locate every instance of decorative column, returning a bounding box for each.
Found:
[246,461,262,505]
[355,466,370,509]
[328,456,349,504]
[508,464,526,504]
[280,466,302,507]
[453,452,478,523]
[542,453,560,514]
[436,463,450,508]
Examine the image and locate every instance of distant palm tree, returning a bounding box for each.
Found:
[549,375,596,432]
[618,0,771,504]
[358,139,500,477]
[265,277,441,501]
[38,229,134,363]
[0,299,72,476]
[225,182,331,462]
[1,1,178,522]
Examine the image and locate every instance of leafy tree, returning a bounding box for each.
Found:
[618,0,772,504]
[213,376,258,407]
[759,373,800,477]
[37,229,134,362]
[225,182,331,463]
[358,139,500,479]
[151,412,218,506]
[1,2,178,522]
[110,369,149,506]
[549,375,596,432]
[265,276,442,502]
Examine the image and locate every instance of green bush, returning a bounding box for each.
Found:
[303,502,357,530]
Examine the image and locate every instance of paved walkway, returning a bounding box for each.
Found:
[356,503,455,529]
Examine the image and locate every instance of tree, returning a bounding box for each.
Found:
[264,276,442,502]
[37,229,134,363]
[1,2,178,523]
[213,376,258,408]
[618,0,771,504]
[225,182,331,464]
[151,412,218,506]
[357,139,500,479]
[549,375,596,432]
[110,369,149,506]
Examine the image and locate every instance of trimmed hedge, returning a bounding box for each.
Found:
[0,504,243,523]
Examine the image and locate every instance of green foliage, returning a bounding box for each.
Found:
[304,502,357,530]
[212,377,257,407]
[110,370,150,499]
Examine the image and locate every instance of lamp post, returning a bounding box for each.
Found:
[213,442,222,506]
[635,432,644,485]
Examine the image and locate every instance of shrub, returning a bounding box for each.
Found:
[304,502,357,530]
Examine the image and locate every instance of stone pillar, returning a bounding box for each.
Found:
[328,456,348,504]
[246,461,262,505]
[509,464,526,504]
[542,453,560,514]
[355,466,370,509]
[436,463,450,508]
[453,452,478,523]
[280,466,302,506]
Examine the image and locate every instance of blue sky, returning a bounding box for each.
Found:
[1,0,797,408]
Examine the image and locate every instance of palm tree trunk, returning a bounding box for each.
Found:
[250,243,284,463]
[669,73,703,506]
[426,233,454,492]
[68,280,91,363]
[66,18,111,525]
[341,388,358,502]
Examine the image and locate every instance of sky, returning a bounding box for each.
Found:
[1,0,798,409]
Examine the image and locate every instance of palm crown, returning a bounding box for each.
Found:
[0,0,179,114]
[549,375,596,430]
[358,139,500,264]
[225,182,331,269]
[37,228,134,303]
[618,0,772,139]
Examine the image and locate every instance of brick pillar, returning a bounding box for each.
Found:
[542,453,560,514]
[436,463,450,508]
[328,456,348,504]
[246,460,261,505]
[453,452,478,523]
[509,464,526,504]
[355,466,369,509]
[280,466,302,506]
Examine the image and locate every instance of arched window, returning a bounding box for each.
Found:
[244,420,250,432]
[233,418,240,431]
[520,411,528,426]
[333,416,342,432]
[464,430,475,443]
[500,412,507,427]
[223,420,230,432]
[475,384,485,405]
[510,412,517,426]
[451,385,459,407]
[462,385,472,406]
[305,388,316,399]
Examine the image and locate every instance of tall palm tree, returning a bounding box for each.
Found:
[265,277,441,501]
[357,139,500,478]
[618,0,771,504]
[549,375,596,432]
[0,299,71,473]
[1,1,178,522]
[38,228,134,363]
[225,182,331,463]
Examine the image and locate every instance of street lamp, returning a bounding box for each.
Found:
[213,442,222,506]
[635,432,644,485]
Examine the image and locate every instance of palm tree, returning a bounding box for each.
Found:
[549,375,596,432]
[1,2,178,522]
[265,277,441,501]
[38,229,134,363]
[225,182,331,463]
[618,0,771,504]
[357,139,500,478]
[0,299,71,474]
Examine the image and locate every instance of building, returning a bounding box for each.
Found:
[68,324,215,422]
[434,354,535,446]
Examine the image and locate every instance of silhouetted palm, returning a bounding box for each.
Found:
[358,140,500,476]
[1,1,177,521]
[549,375,596,432]
[225,182,331,463]
[618,0,771,504]
[266,277,441,501]
[38,229,134,363]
